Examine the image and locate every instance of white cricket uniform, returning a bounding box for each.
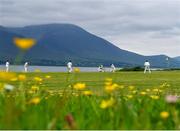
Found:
[67,62,73,73]
[6,62,9,72]
[98,66,101,72]
[144,62,151,73]
[24,62,28,72]
[111,64,116,72]
[100,65,105,72]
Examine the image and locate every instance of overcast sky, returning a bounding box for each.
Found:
[0,0,180,57]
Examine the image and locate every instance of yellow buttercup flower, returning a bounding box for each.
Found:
[14,37,36,50]
[45,75,51,79]
[100,97,115,109]
[153,88,159,92]
[100,100,109,109]
[0,71,16,81]
[29,97,41,105]
[128,86,135,90]
[119,85,125,89]
[126,95,133,99]
[73,83,86,90]
[105,83,118,93]
[160,111,169,119]
[159,89,163,93]
[28,90,34,94]
[45,97,48,100]
[74,68,80,73]
[83,90,93,96]
[105,82,112,86]
[146,89,151,92]
[10,77,18,82]
[18,74,26,81]
[34,77,43,82]
[31,85,39,91]
[140,91,147,96]
[132,90,137,94]
[150,95,159,100]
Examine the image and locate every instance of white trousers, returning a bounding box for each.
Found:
[24,67,28,72]
[111,68,115,72]
[6,67,9,72]
[68,67,73,73]
[144,66,151,73]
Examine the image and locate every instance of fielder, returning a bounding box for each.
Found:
[5,61,10,72]
[67,60,73,73]
[110,64,116,72]
[144,60,151,73]
[24,62,28,72]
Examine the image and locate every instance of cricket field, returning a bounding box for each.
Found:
[0,71,180,129]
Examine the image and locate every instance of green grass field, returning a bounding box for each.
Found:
[0,71,180,129]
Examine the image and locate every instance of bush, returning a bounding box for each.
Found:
[118,66,144,71]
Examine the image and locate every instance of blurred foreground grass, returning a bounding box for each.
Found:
[0,71,180,129]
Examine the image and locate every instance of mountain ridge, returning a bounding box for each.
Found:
[0,23,180,67]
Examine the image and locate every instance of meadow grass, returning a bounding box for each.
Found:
[0,71,180,129]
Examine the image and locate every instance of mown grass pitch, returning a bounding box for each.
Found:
[0,71,180,129]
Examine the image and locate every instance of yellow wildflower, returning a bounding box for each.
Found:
[29,97,41,105]
[18,74,26,81]
[34,77,43,82]
[105,82,112,86]
[83,90,93,96]
[10,77,18,82]
[74,68,80,73]
[45,75,51,79]
[73,83,86,90]
[128,86,135,90]
[72,92,77,96]
[160,111,169,119]
[140,91,147,96]
[146,89,151,92]
[47,90,54,94]
[45,97,48,100]
[126,95,133,99]
[105,83,118,93]
[14,37,36,50]
[153,88,159,92]
[28,90,34,94]
[166,84,170,87]
[31,85,39,91]
[150,95,159,100]
[132,90,137,94]
[159,89,163,93]
[119,85,125,89]
[100,97,115,109]
[0,71,16,81]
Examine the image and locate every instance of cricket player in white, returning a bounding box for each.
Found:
[110,64,116,72]
[98,66,101,72]
[24,62,28,72]
[100,65,105,72]
[144,60,151,73]
[67,60,73,73]
[5,61,10,72]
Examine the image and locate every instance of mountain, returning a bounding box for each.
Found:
[0,23,180,67]
[174,56,180,61]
